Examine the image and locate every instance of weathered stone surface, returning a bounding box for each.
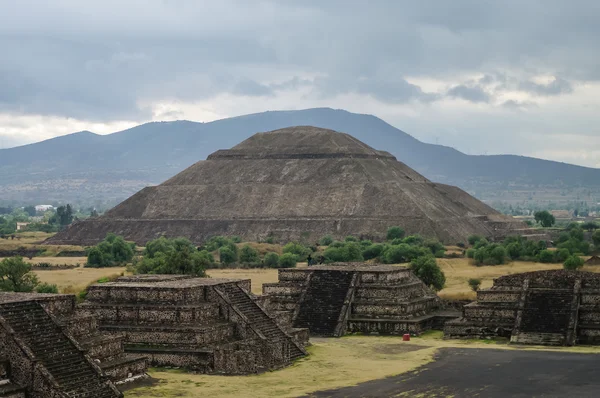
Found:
[46,127,524,246]
[444,270,600,346]
[80,276,307,375]
[263,263,459,337]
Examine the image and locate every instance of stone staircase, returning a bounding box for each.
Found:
[216,283,305,361]
[511,289,576,345]
[293,270,355,336]
[0,301,120,398]
[0,358,25,398]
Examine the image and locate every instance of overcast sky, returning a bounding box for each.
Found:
[1,0,600,167]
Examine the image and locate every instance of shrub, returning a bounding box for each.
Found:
[386,226,405,240]
[205,236,236,252]
[264,252,280,268]
[424,239,445,256]
[219,247,237,265]
[279,253,297,268]
[239,245,260,263]
[410,255,446,291]
[563,255,584,270]
[360,240,373,248]
[403,235,424,246]
[265,236,275,244]
[230,235,242,243]
[86,233,135,268]
[582,221,599,231]
[537,249,555,263]
[344,235,358,242]
[136,237,211,276]
[362,244,385,260]
[555,248,571,263]
[282,242,311,261]
[468,278,481,292]
[468,235,484,246]
[329,241,345,248]
[323,242,364,263]
[593,230,600,246]
[466,248,476,258]
[0,256,40,292]
[36,283,59,294]
[319,235,334,246]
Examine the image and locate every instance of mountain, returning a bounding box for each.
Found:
[1,108,599,206]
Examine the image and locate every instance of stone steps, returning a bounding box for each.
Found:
[99,354,149,383]
[294,271,354,337]
[79,302,220,325]
[217,283,305,361]
[0,380,26,398]
[100,321,236,345]
[0,301,119,398]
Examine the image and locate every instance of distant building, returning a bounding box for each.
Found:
[35,205,54,212]
[16,222,30,231]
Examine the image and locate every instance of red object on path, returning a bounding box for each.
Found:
[402,334,410,341]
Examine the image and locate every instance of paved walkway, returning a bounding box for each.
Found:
[307,347,600,397]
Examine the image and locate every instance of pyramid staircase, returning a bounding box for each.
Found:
[215,283,305,361]
[0,358,25,398]
[0,301,120,398]
[293,271,356,337]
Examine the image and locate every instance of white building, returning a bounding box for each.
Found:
[35,205,54,212]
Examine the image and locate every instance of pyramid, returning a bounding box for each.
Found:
[47,126,524,245]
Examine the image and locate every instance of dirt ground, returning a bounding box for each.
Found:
[308,347,600,398]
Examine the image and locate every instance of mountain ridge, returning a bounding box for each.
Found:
[1,107,598,205]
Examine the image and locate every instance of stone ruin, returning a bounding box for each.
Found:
[261,264,459,337]
[78,275,308,374]
[444,270,600,346]
[0,292,147,398]
[47,126,525,246]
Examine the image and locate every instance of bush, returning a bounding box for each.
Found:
[386,226,405,240]
[424,239,445,256]
[403,235,424,246]
[279,253,297,268]
[537,249,555,263]
[593,230,600,246]
[323,242,364,263]
[86,233,135,268]
[468,235,484,246]
[329,241,345,248]
[219,247,237,265]
[36,283,59,294]
[362,244,385,260]
[555,248,571,263]
[319,235,334,246]
[582,221,599,231]
[205,236,236,252]
[563,255,584,270]
[264,236,275,244]
[264,252,280,268]
[239,245,260,263]
[230,235,242,243]
[344,236,357,242]
[466,248,476,258]
[135,237,211,276]
[360,240,373,248]
[282,242,311,261]
[468,278,481,292]
[0,256,40,292]
[410,255,446,291]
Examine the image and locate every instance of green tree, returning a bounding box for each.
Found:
[136,237,211,276]
[86,233,135,267]
[534,210,556,228]
[319,235,334,246]
[582,221,599,231]
[264,252,280,268]
[279,253,297,268]
[537,249,555,263]
[282,242,311,261]
[563,255,584,270]
[344,235,358,242]
[386,226,405,240]
[468,235,484,246]
[36,283,59,293]
[362,244,385,260]
[468,278,481,292]
[24,206,36,217]
[0,257,40,292]
[219,247,237,265]
[239,245,260,263]
[410,255,446,291]
[593,230,600,246]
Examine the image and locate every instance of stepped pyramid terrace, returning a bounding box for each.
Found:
[261,264,459,337]
[0,292,147,398]
[444,270,600,346]
[47,126,525,246]
[78,275,308,374]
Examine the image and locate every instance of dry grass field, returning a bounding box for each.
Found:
[33,264,126,294]
[0,231,84,256]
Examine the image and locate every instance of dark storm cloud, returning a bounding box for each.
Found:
[0,0,598,120]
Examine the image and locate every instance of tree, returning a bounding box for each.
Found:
[264,252,280,268]
[239,245,260,263]
[24,206,36,217]
[279,253,297,268]
[468,235,484,246]
[319,235,334,246]
[136,237,211,276]
[86,233,135,267]
[386,226,405,240]
[468,278,481,292]
[362,244,385,260]
[90,209,99,218]
[410,255,446,291]
[593,230,600,246]
[51,204,74,227]
[282,242,311,261]
[36,283,59,293]
[582,221,599,231]
[534,210,556,228]
[537,249,555,263]
[219,247,237,265]
[0,257,40,292]
[563,255,584,270]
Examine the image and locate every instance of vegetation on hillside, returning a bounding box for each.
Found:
[86,233,136,268]
[136,237,211,276]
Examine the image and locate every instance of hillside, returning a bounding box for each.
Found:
[1,108,599,206]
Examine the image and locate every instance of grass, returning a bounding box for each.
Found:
[0,231,84,255]
[33,265,126,294]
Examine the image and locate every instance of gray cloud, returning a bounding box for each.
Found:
[519,77,574,96]
[447,85,490,103]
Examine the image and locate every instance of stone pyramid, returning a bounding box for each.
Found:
[48,126,524,245]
